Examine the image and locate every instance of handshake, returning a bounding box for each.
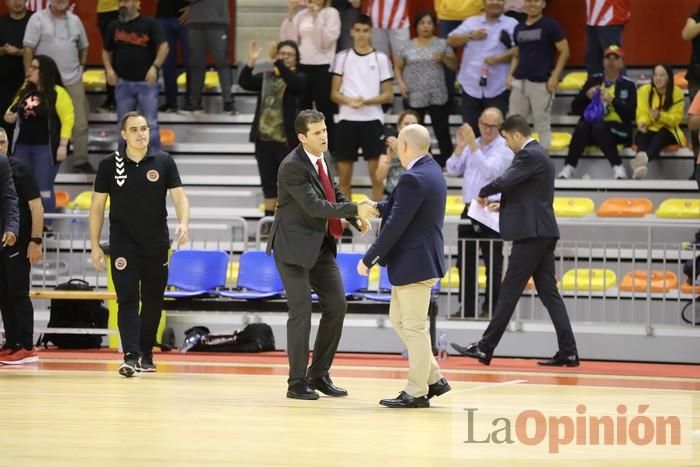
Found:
[355,198,380,236]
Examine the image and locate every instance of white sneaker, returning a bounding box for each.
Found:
[613,165,628,179]
[631,151,648,179]
[557,164,575,179]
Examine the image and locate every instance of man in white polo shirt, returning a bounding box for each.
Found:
[331,13,394,201]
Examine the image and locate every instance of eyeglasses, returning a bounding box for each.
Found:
[479,121,500,130]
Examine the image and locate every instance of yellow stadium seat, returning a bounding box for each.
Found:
[82,69,106,91]
[561,268,617,291]
[68,191,110,210]
[159,128,176,145]
[226,261,239,286]
[445,195,463,216]
[369,266,380,289]
[440,266,487,290]
[553,197,595,217]
[620,270,677,293]
[55,190,70,209]
[441,266,462,289]
[177,71,220,91]
[597,198,653,217]
[351,193,369,203]
[532,131,572,151]
[558,71,588,91]
[655,199,700,219]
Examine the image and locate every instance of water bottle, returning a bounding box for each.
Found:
[479,65,489,87]
[178,333,203,353]
[437,330,448,361]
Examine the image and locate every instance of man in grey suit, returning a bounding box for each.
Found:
[267,109,378,400]
[451,114,579,367]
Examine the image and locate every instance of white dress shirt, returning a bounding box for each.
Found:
[445,135,514,203]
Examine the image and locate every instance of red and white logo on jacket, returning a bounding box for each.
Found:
[586,0,631,27]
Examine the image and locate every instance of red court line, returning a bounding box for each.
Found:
[7,359,700,392]
[34,349,700,379]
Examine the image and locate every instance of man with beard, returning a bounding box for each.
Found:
[103,0,169,150]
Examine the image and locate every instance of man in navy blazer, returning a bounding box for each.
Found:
[451,115,579,367]
[358,124,451,408]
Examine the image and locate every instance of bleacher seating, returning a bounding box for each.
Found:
[164,250,229,298]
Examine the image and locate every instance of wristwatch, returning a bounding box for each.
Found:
[30,237,42,245]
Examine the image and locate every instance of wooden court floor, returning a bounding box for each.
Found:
[1,351,699,467]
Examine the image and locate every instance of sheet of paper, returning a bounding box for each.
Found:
[467,200,500,233]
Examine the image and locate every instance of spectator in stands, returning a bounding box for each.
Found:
[446,107,512,319]
[238,40,305,225]
[0,126,43,366]
[330,14,394,201]
[584,0,630,75]
[685,87,700,182]
[281,0,340,150]
[23,0,91,173]
[447,0,517,136]
[156,0,191,113]
[504,0,526,22]
[184,0,234,114]
[363,0,409,60]
[395,11,456,166]
[507,0,569,151]
[375,109,419,196]
[631,65,686,180]
[90,111,190,377]
[103,0,168,150]
[96,0,118,113]
[4,55,74,215]
[682,7,700,174]
[557,45,636,180]
[0,0,32,145]
[435,0,483,110]
[332,0,361,52]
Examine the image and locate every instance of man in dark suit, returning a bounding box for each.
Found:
[357,124,451,408]
[451,114,579,367]
[267,109,378,400]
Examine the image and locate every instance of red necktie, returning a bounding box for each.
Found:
[316,159,343,240]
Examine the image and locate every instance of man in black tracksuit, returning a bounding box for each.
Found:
[89,111,190,377]
[0,127,40,365]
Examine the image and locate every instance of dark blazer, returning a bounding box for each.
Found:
[238,60,306,146]
[0,156,19,247]
[571,73,637,140]
[266,144,360,268]
[362,156,446,286]
[479,141,559,242]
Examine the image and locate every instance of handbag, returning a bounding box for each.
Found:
[583,88,605,124]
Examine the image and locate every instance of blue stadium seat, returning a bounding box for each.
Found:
[311,252,368,300]
[219,250,284,299]
[164,250,229,298]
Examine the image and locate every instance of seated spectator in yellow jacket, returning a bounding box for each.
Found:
[631,64,686,179]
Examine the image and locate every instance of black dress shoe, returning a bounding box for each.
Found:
[307,375,348,397]
[537,351,580,367]
[286,382,320,400]
[427,378,451,399]
[450,342,492,365]
[379,391,430,408]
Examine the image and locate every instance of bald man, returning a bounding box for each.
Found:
[358,124,450,408]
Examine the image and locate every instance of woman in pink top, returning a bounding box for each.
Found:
[281,0,341,147]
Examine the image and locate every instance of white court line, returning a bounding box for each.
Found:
[447,379,528,395]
